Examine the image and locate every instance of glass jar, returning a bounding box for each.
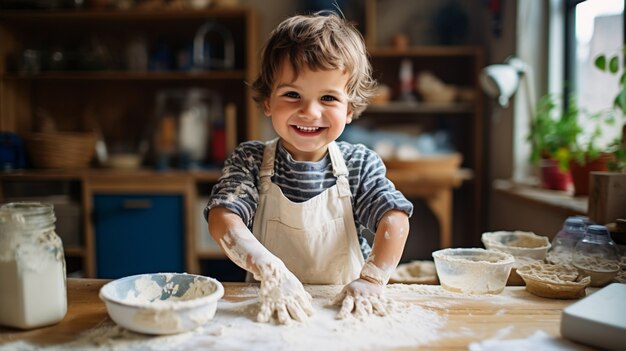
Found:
[572,224,620,287]
[547,216,587,265]
[0,202,67,329]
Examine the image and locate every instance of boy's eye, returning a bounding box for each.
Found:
[284,91,300,99]
[321,95,337,102]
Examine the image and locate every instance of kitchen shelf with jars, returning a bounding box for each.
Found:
[0,3,259,278]
[348,0,485,253]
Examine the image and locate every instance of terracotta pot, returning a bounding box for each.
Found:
[540,159,572,191]
[570,153,613,196]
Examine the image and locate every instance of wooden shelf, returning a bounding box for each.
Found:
[0,6,257,278]
[2,71,247,81]
[361,0,485,248]
[365,101,474,114]
[368,46,483,57]
[0,8,251,21]
[0,168,222,182]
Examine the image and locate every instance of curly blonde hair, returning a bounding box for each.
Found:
[251,12,377,118]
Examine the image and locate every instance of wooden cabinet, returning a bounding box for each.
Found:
[93,194,185,278]
[0,7,258,278]
[358,0,485,251]
[0,7,258,141]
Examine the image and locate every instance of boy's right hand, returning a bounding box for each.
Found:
[256,260,315,324]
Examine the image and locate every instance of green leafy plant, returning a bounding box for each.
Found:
[595,47,626,171]
[594,47,626,115]
[528,94,581,171]
[569,108,618,166]
[528,48,625,173]
[605,137,626,171]
[528,94,616,172]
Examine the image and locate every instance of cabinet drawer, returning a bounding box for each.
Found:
[94,194,184,279]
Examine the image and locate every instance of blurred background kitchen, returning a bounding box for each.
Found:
[0,0,624,281]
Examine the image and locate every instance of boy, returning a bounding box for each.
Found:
[205,12,413,324]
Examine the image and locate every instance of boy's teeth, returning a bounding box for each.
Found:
[296,125,319,132]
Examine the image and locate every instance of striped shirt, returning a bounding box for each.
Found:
[204,140,413,258]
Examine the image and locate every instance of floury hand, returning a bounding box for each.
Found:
[209,208,314,324]
[256,259,315,324]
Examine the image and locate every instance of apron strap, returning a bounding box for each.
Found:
[259,138,278,178]
[328,142,351,198]
[258,139,278,193]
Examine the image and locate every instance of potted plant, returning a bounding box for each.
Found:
[568,108,618,196]
[527,94,580,191]
[527,94,618,193]
[528,47,626,194]
[562,48,626,195]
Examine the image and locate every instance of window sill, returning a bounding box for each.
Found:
[493,178,587,216]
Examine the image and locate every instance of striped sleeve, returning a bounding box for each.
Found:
[343,143,414,233]
[203,141,264,227]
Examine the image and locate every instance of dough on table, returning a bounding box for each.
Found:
[389,260,439,285]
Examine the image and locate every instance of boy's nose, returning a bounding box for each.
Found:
[298,100,322,119]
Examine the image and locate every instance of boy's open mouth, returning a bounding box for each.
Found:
[293,125,325,135]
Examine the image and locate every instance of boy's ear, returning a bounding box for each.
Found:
[263,99,271,116]
[346,109,354,124]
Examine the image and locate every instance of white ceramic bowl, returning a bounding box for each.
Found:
[432,248,515,294]
[481,231,551,261]
[99,273,224,335]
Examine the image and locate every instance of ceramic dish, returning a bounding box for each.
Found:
[432,248,515,294]
[99,273,224,334]
[481,231,551,261]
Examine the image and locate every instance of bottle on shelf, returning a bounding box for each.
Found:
[572,224,620,287]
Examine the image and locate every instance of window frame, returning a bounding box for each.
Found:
[563,0,626,107]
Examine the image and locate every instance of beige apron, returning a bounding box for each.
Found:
[250,139,365,284]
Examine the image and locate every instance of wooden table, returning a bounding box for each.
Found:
[0,278,590,351]
[388,168,472,249]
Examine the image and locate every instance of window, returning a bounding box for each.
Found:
[566,0,624,148]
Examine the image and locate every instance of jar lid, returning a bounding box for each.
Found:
[587,224,609,236]
[565,217,586,228]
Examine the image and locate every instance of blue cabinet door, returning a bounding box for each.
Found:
[94,194,184,278]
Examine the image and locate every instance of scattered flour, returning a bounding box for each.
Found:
[0,285,449,351]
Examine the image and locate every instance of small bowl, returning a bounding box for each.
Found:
[99,273,224,335]
[516,262,590,299]
[481,231,551,261]
[432,248,515,294]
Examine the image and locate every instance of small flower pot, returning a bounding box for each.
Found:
[569,154,613,196]
[540,158,572,191]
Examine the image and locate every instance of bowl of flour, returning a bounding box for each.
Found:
[99,273,224,334]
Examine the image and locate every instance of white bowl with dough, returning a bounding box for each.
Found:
[481,231,551,261]
[99,273,224,335]
[432,248,515,294]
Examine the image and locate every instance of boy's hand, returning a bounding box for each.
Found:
[332,278,392,319]
[256,260,315,324]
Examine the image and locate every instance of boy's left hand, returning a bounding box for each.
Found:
[332,278,392,319]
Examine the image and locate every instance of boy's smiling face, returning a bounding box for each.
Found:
[263,60,354,162]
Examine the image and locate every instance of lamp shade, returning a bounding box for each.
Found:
[480,64,521,108]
